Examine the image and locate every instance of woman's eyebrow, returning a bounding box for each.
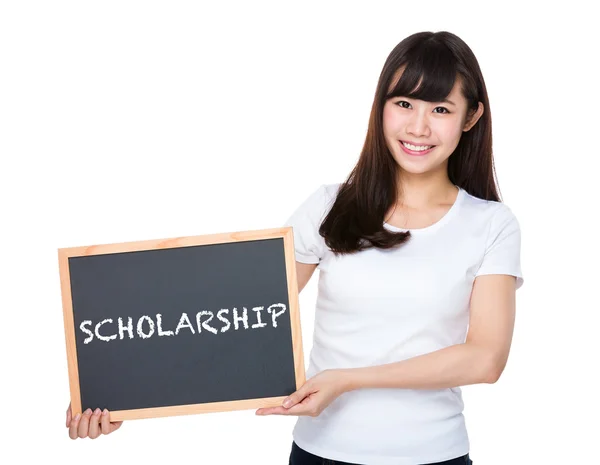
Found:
[393,96,457,106]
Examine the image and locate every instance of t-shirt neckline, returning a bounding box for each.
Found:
[383,186,465,235]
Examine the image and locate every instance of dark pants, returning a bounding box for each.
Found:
[289,441,473,465]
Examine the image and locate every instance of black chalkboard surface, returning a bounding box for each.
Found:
[58,228,305,421]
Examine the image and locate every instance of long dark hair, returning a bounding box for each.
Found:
[320,31,499,256]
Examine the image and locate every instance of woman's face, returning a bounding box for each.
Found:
[382,74,483,176]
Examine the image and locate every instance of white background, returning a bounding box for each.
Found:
[1,1,597,463]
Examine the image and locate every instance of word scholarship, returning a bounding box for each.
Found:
[79,303,287,344]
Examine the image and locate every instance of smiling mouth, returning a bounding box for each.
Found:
[399,140,436,151]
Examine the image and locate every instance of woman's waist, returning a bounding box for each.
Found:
[293,407,468,464]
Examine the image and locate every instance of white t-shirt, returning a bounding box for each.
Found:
[283,182,524,465]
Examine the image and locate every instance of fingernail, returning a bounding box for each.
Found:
[102,409,108,416]
[94,408,101,415]
[85,408,92,415]
[283,399,292,408]
[74,413,81,421]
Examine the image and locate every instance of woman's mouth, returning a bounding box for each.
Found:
[399,140,436,156]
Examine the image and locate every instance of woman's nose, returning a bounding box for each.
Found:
[406,110,431,138]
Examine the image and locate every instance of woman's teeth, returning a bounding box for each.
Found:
[401,141,434,151]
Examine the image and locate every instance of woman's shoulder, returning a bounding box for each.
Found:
[308,182,343,212]
[461,188,515,214]
[323,182,343,198]
[460,188,520,227]
[324,182,349,214]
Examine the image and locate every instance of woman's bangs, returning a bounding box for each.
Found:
[386,46,458,103]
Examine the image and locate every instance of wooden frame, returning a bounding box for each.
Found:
[58,227,305,422]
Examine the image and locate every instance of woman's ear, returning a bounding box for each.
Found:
[463,102,484,132]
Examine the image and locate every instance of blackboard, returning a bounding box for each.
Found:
[58,227,305,421]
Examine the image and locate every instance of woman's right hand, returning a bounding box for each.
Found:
[66,402,123,439]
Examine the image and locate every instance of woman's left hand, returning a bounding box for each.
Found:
[255,369,351,417]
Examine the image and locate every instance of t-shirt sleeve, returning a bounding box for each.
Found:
[283,184,331,264]
[474,204,524,290]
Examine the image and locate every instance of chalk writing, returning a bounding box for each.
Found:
[79,303,287,344]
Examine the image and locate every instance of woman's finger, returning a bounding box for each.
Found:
[88,408,102,439]
[66,403,72,428]
[110,420,123,434]
[100,409,123,435]
[257,396,314,416]
[283,400,316,416]
[68,412,81,440]
[77,408,92,438]
[282,383,312,409]
[256,406,287,415]
[100,409,111,435]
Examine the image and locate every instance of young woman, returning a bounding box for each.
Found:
[254,31,524,464]
[65,30,523,465]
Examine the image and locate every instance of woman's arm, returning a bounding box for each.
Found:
[296,261,317,293]
[257,273,518,416]
[345,273,517,390]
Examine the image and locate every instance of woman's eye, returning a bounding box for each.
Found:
[395,100,450,114]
